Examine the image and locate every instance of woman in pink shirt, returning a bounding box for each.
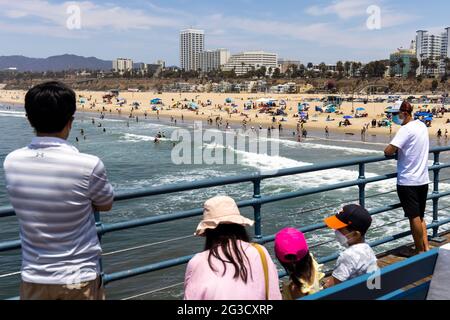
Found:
[184,196,282,300]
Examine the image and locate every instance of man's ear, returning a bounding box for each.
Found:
[67,117,74,130]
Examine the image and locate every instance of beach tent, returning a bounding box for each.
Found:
[325,104,336,113]
[225,98,233,103]
[298,103,309,111]
[415,112,433,117]
[256,98,276,107]
[188,102,199,110]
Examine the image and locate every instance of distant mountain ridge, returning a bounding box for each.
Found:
[0,54,113,72]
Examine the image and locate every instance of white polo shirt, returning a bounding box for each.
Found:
[3,137,114,285]
[390,120,430,186]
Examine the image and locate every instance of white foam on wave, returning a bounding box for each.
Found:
[120,133,171,143]
[310,137,389,147]
[235,132,383,155]
[204,142,396,193]
[0,110,26,118]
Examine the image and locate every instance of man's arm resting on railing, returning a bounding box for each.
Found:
[384,144,398,157]
[93,203,113,212]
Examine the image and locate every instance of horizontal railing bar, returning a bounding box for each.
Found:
[3,189,450,253]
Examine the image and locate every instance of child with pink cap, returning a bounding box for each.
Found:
[275,228,325,300]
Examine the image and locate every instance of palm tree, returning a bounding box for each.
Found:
[336,61,344,78]
[421,58,430,76]
[389,59,398,77]
[319,62,327,77]
[344,61,351,77]
[409,57,419,78]
[398,58,405,78]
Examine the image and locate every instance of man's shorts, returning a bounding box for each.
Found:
[20,276,105,300]
[397,184,429,219]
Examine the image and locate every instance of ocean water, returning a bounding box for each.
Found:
[1,105,450,300]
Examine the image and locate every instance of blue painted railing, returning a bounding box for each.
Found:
[1,146,450,299]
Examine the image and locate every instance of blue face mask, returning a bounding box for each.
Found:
[392,114,404,126]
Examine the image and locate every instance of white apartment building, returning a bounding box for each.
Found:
[112,58,133,75]
[222,51,278,76]
[198,49,231,72]
[416,28,450,76]
[180,29,205,71]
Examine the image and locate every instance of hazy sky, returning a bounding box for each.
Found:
[0,0,449,65]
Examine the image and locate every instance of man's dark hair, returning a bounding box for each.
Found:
[400,101,413,116]
[25,81,76,133]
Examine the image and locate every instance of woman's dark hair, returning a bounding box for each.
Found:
[282,252,314,287]
[25,81,76,133]
[204,224,252,283]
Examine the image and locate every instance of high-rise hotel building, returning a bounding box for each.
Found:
[180,29,205,72]
[416,28,450,76]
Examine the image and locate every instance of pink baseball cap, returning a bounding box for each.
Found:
[274,228,309,264]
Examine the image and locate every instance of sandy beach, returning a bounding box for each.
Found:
[1,89,448,138]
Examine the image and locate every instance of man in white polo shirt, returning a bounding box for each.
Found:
[3,81,114,300]
[385,100,430,255]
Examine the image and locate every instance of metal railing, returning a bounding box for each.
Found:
[1,146,450,299]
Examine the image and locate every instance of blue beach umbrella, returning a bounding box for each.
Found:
[343,115,353,119]
[356,107,365,111]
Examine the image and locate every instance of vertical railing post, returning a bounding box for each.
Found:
[358,163,366,208]
[252,178,262,241]
[431,152,444,242]
[94,211,104,277]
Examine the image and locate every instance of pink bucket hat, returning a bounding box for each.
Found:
[195,196,254,236]
[274,228,309,264]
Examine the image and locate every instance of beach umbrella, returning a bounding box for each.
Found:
[343,115,353,119]
[424,117,433,121]
[225,98,233,103]
[356,107,365,111]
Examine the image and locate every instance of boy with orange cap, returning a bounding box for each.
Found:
[324,204,379,288]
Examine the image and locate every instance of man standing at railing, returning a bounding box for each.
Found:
[384,100,430,255]
[3,82,114,300]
